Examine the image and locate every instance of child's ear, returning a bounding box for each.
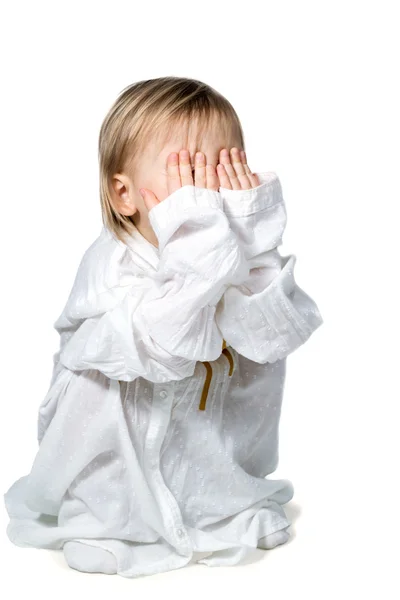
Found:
[110,173,138,216]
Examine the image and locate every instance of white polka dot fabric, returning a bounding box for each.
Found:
[4,172,323,577]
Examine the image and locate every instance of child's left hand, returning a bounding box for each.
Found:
[217,148,260,190]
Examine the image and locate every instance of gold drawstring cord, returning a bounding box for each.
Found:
[198,361,213,411]
[119,339,233,412]
[198,339,233,411]
[222,347,234,376]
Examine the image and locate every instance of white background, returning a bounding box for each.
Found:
[1,0,398,598]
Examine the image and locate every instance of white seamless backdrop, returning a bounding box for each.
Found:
[0,1,398,598]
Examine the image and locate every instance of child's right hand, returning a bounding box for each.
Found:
[140,149,219,212]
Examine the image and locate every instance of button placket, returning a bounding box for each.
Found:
[147,386,192,554]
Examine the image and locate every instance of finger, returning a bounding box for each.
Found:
[230,147,252,189]
[194,151,206,188]
[249,172,260,187]
[219,148,241,190]
[140,188,160,212]
[179,149,193,187]
[206,163,219,191]
[167,152,181,195]
[216,163,232,189]
[240,150,260,188]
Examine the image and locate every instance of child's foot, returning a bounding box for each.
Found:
[257,526,290,550]
[63,540,117,574]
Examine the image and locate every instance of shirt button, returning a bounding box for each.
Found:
[159,390,168,398]
[177,528,184,537]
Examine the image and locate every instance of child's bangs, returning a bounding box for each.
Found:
[151,105,243,158]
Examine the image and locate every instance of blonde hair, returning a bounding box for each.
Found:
[98,76,245,245]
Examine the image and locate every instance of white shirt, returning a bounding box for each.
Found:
[4,172,323,577]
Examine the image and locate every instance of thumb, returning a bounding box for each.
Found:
[140,188,160,212]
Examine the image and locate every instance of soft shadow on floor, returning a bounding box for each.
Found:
[48,548,69,569]
[190,500,302,568]
[46,501,303,572]
[235,499,302,566]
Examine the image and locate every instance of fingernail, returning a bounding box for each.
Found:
[139,189,145,198]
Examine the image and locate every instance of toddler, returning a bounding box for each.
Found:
[3,76,324,578]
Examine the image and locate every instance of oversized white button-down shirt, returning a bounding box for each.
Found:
[4,172,323,577]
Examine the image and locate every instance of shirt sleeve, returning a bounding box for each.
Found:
[215,172,324,363]
[57,184,250,382]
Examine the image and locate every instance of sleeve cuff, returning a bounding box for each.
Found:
[148,184,223,245]
[219,171,284,217]
[274,254,324,342]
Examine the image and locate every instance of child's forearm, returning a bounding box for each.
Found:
[57,185,249,382]
[216,172,324,363]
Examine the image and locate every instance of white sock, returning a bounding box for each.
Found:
[63,540,117,574]
[257,526,290,550]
